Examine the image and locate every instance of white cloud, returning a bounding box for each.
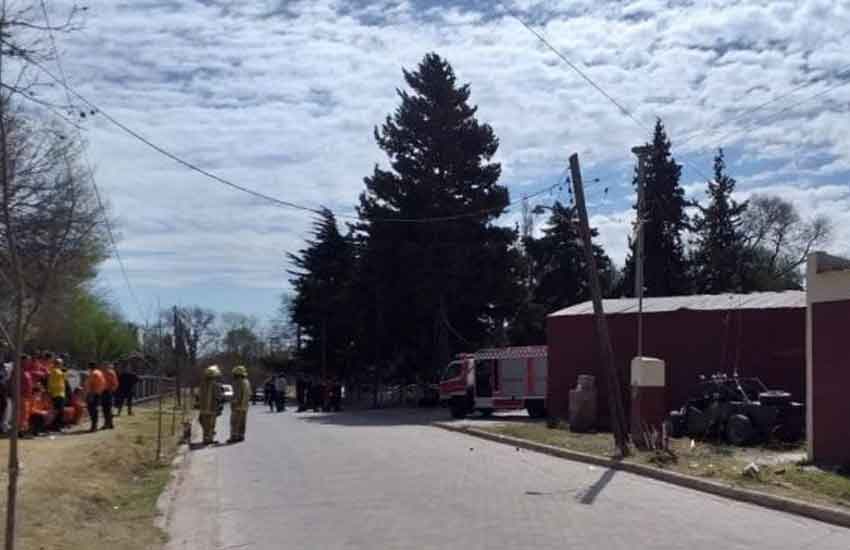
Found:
[28,0,850,320]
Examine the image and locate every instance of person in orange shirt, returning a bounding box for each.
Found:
[102,364,119,430]
[84,362,106,432]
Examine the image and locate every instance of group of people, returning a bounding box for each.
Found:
[197,364,251,446]
[294,376,343,413]
[82,361,139,432]
[262,373,288,412]
[0,352,139,436]
[194,368,346,447]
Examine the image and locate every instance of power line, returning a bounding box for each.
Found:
[510,13,649,133]
[39,0,146,319]
[509,13,714,183]
[33,58,560,226]
[675,64,850,149]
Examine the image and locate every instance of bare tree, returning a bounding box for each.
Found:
[1,3,89,548]
[741,194,831,283]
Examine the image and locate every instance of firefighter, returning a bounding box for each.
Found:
[228,366,251,443]
[198,365,222,445]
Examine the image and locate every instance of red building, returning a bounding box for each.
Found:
[546,292,806,425]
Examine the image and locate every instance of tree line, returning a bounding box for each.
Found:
[288,53,831,385]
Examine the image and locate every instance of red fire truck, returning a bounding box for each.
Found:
[439,346,547,419]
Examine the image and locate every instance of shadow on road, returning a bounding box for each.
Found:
[577,468,617,505]
[292,408,540,428]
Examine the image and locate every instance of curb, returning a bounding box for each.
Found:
[433,422,850,530]
[155,441,191,532]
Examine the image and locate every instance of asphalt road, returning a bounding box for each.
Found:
[163,407,850,550]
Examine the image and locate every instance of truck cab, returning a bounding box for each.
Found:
[439,347,547,419]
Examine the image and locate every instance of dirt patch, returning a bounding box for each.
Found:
[0,400,184,550]
[484,421,850,510]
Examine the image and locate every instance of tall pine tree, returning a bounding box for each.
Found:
[692,149,748,293]
[623,119,690,297]
[357,53,518,380]
[510,202,614,344]
[288,208,357,377]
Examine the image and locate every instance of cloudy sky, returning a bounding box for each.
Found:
[39,0,850,325]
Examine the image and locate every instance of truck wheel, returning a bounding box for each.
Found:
[526,400,546,419]
[726,414,754,446]
[449,398,467,419]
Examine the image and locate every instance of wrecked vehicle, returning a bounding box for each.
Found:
[666,373,804,446]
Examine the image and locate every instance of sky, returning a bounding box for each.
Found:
[37,0,850,325]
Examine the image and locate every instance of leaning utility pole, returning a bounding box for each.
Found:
[632,145,653,358]
[569,153,630,456]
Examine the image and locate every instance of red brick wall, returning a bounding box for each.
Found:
[546,308,805,424]
[811,300,850,465]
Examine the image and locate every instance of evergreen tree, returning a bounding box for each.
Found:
[357,53,518,380]
[623,119,690,297]
[691,149,748,293]
[510,202,614,344]
[288,208,357,377]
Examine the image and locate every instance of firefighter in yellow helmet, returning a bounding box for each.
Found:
[198,365,222,445]
[228,365,251,443]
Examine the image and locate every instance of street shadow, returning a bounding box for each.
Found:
[296,407,449,428]
[577,468,617,505]
[295,407,543,428]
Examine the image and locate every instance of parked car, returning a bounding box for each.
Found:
[220,384,234,403]
[666,373,804,446]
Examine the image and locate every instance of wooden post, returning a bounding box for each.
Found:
[569,153,630,457]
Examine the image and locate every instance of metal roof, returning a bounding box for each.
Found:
[474,346,548,360]
[548,291,805,317]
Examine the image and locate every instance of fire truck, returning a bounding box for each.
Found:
[439,346,547,419]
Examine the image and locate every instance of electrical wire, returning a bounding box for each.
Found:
[39,0,146,319]
[32,58,566,225]
[675,64,850,149]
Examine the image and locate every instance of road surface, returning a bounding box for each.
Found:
[163,407,850,550]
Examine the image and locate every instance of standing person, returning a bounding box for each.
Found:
[47,358,67,432]
[198,365,222,445]
[274,372,287,412]
[102,364,119,429]
[295,376,306,412]
[0,360,10,434]
[228,366,251,443]
[264,378,276,413]
[116,363,139,416]
[84,363,106,432]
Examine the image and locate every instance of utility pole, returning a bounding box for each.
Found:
[173,306,182,406]
[569,153,630,457]
[632,145,653,359]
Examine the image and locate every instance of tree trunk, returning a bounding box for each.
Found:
[5,297,23,550]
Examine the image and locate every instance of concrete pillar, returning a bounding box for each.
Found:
[630,356,666,446]
[806,252,850,465]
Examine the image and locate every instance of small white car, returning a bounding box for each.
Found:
[220,384,234,402]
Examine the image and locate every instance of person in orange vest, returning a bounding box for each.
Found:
[102,364,119,430]
[84,362,106,432]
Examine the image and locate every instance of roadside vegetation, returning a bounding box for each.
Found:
[486,422,850,509]
[0,400,181,550]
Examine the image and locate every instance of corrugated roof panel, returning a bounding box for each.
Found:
[549,291,805,317]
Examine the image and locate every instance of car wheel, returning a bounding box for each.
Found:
[726,414,754,446]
